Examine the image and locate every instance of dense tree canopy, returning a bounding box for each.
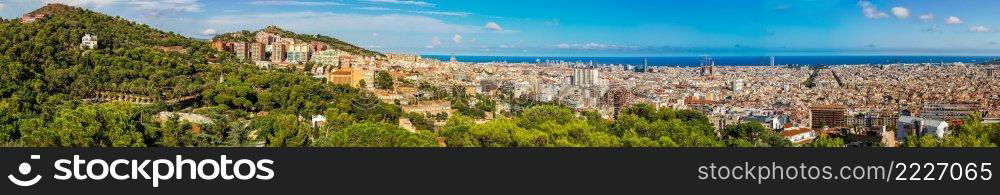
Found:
[807,135,845,148]
[721,122,792,147]
[0,4,399,147]
[375,71,394,90]
[314,122,438,147]
[440,104,724,147]
[902,113,998,147]
[450,94,495,119]
[18,102,146,147]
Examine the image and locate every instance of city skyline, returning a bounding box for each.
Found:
[1,0,999,56]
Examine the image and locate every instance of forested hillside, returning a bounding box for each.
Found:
[0,4,399,147]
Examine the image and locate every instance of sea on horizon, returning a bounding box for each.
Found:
[421,55,1000,67]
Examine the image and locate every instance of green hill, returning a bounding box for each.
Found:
[214,26,384,57]
[2,3,220,99]
[0,4,401,147]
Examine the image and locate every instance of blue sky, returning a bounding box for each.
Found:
[1,0,999,56]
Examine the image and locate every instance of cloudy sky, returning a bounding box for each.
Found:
[1,0,999,56]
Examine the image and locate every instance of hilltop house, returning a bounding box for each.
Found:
[81,34,98,49]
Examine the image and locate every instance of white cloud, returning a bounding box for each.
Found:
[891,7,909,19]
[204,11,482,33]
[969,25,990,33]
[922,26,941,33]
[583,42,615,50]
[355,6,397,11]
[413,11,471,17]
[919,14,934,21]
[37,0,203,17]
[857,1,887,19]
[946,16,963,25]
[41,0,119,8]
[200,28,217,36]
[427,36,442,48]
[126,0,202,13]
[0,3,6,11]
[485,22,503,32]
[544,19,560,26]
[452,34,462,44]
[773,4,792,11]
[555,42,622,50]
[250,1,347,6]
[363,0,434,7]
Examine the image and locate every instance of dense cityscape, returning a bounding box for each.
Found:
[211,26,1000,147]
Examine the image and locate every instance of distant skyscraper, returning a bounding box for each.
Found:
[770,56,776,66]
[639,58,648,72]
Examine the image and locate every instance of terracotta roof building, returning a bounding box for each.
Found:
[780,127,817,144]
